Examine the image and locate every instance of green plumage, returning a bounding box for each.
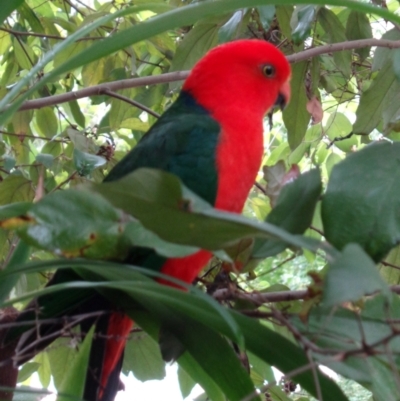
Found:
[105,91,221,205]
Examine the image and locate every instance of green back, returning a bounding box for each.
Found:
[105,90,221,205]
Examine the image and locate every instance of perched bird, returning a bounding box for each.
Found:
[2,39,291,401]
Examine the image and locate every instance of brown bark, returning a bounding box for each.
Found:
[0,308,19,401]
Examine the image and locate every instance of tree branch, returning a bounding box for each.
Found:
[213,285,400,303]
[15,39,400,113]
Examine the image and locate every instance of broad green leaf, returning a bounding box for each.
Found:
[17,189,128,260]
[41,141,63,158]
[393,48,400,82]
[345,11,372,61]
[372,28,400,71]
[57,326,94,401]
[109,89,139,130]
[322,142,400,262]
[276,6,294,40]
[18,2,45,33]
[68,100,86,129]
[67,128,98,153]
[47,336,81,390]
[73,148,106,176]
[0,240,30,302]
[3,156,16,172]
[283,61,309,150]
[0,203,32,221]
[256,5,275,29]
[218,10,245,43]
[90,168,323,255]
[325,112,357,152]
[0,0,24,24]
[379,245,400,285]
[35,352,51,388]
[36,108,59,138]
[178,365,197,398]
[0,176,34,205]
[292,5,316,44]
[323,244,391,307]
[149,307,259,401]
[17,362,40,383]
[12,110,33,135]
[170,19,221,73]
[252,169,322,258]
[35,154,54,168]
[12,38,37,70]
[318,7,352,77]
[353,60,399,135]
[123,332,166,381]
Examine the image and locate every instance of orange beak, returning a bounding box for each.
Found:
[275,79,291,111]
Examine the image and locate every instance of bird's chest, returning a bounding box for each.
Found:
[214,123,264,213]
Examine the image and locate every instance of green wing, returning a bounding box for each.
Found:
[105,91,221,205]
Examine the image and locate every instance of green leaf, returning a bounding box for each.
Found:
[156,309,259,401]
[89,168,323,255]
[323,244,391,307]
[256,5,275,30]
[318,7,352,77]
[0,240,31,303]
[283,61,309,150]
[276,5,294,40]
[0,202,32,221]
[345,11,372,61]
[322,142,400,262]
[35,352,51,388]
[353,60,400,135]
[35,153,54,168]
[122,332,166,381]
[372,28,400,72]
[17,189,129,260]
[0,176,35,205]
[325,112,357,152]
[170,19,221,73]
[178,365,197,398]
[17,362,40,383]
[218,10,244,43]
[0,0,24,24]
[57,326,94,401]
[68,100,86,128]
[18,2,45,34]
[73,148,106,176]
[252,169,322,258]
[393,48,400,82]
[47,336,81,390]
[292,5,316,44]
[36,107,59,138]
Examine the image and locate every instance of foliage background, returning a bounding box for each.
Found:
[1,0,400,400]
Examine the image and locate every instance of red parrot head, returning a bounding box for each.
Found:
[183,39,291,119]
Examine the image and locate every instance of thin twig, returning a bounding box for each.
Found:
[102,89,160,118]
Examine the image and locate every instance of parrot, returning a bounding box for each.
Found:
[0,39,291,401]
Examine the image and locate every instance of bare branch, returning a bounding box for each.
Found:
[16,39,400,113]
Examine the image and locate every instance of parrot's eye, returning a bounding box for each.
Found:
[262,64,275,77]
